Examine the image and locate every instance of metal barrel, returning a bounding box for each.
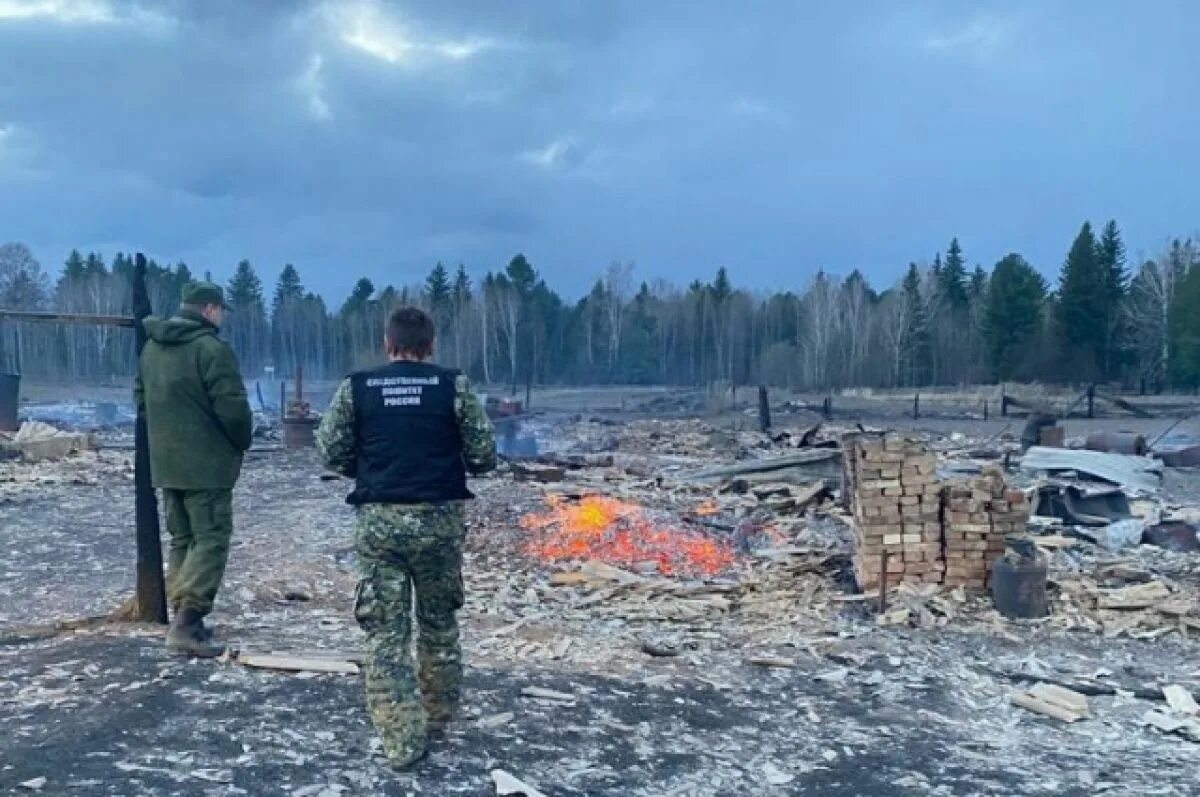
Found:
[991,552,1049,619]
[0,373,19,432]
[1084,431,1147,456]
[282,416,318,449]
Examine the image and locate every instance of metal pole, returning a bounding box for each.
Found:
[132,253,168,624]
[878,551,890,613]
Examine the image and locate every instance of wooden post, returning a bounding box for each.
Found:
[913,392,920,419]
[822,394,832,419]
[983,400,989,421]
[132,253,168,624]
[757,385,771,433]
[1087,384,1095,419]
[280,380,286,416]
[1140,377,1147,397]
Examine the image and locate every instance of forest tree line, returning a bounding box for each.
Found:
[2,219,1200,391]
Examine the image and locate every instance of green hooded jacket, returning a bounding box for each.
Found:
[134,310,253,489]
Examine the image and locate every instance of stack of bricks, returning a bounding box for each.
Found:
[941,466,1030,588]
[846,435,944,591]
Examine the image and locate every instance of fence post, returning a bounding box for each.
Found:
[132,253,168,624]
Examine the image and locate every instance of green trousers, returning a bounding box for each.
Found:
[354,502,466,764]
[162,489,234,617]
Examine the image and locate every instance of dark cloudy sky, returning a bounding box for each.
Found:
[1,0,1196,303]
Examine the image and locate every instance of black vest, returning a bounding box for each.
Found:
[347,361,471,505]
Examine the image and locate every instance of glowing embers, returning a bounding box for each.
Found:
[521,495,736,578]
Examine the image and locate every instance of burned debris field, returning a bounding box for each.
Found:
[4,386,1200,796]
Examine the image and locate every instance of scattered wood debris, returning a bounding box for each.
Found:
[1011,683,1090,723]
[491,769,549,797]
[236,653,359,675]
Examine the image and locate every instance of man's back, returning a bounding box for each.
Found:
[137,311,252,490]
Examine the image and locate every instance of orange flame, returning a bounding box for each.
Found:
[521,495,735,577]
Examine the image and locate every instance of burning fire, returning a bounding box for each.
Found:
[521,495,735,577]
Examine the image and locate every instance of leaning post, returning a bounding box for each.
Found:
[132,253,168,624]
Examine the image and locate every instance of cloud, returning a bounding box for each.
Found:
[0,0,172,32]
[317,0,497,66]
[521,136,578,170]
[922,14,1023,60]
[296,54,332,122]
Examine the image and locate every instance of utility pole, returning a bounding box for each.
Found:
[132,253,168,623]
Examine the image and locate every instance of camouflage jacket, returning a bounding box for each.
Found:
[316,371,497,511]
[135,311,252,489]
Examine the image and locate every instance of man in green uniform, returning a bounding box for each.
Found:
[135,281,253,658]
[316,305,496,769]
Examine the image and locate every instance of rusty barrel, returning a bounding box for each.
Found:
[992,540,1048,619]
[282,416,319,449]
[1085,431,1147,456]
[0,373,19,432]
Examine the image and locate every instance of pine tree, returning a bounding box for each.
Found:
[271,264,306,374]
[228,260,265,313]
[1094,219,1128,380]
[452,264,472,303]
[341,278,375,316]
[272,264,304,315]
[1169,262,1200,388]
[424,262,452,318]
[225,260,268,373]
[983,254,1046,380]
[505,254,536,298]
[940,237,969,310]
[84,252,106,276]
[62,249,85,281]
[969,266,988,302]
[901,263,930,385]
[1057,222,1106,380]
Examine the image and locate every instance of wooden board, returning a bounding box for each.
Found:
[238,653,360,675]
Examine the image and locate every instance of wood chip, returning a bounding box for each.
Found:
[476,712,515,728]
[1096,581,1171,610]
[491,769,549,797]
[1028,683,1089,716]
[1163,685,1200,715]
[520,686,576,703]
[745,656,796,669]
[1011,690,1084,723]
[238,653,359,675]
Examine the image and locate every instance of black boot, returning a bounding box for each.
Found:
[171,603,213,641]
[166,608,225,658]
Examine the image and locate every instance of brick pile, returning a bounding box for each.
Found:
[942,467,1031,588]
[846,435,944,591]
[846,438,1029,591]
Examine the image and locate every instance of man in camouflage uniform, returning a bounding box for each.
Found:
[135,281,253,658]
[317,305,496,769]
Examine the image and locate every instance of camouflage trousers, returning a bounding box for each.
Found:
[353,502,466,765]
[162,489,234,617]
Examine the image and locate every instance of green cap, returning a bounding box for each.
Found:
[181,281,228,308]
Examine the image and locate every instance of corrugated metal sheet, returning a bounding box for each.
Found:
[1020,446,1163,492]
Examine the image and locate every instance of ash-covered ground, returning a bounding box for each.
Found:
[3,390,1200,796]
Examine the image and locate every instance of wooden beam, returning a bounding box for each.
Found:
[0,310,137,328]
[131,254,168,625]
